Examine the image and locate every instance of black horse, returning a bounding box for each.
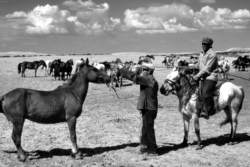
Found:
[50,59,66,81]
[232,56,249,71]
[64,59,74,79]
[18,60,47,77]
[0,58,111,162]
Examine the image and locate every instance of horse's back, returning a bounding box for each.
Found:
[2,88,70,123]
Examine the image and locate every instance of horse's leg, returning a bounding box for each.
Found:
[21,68,25,77]
[180,114,190,147]
[229,109,238,145]
[120,76,123,88]
[35,69,37,77]
[193,114,202,150]
[12,119,27,162]
[67,116,84,159]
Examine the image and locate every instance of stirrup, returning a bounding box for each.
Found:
[200,109,209,119]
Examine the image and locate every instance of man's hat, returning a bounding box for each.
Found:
[202,37,213,45]
[142,62,155,71]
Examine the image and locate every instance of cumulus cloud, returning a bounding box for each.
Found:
[4,1,120,35]
[123,3,250,34]
[2,1,250,36]
[199,0,216,4]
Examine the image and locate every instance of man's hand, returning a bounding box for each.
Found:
[193,75,199,81]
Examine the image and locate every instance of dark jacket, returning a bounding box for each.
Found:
[119,68,159,110]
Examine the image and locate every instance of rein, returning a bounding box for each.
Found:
[165,74,197,98]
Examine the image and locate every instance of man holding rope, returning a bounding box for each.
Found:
[118,62,159,156]
[192,37,219,119]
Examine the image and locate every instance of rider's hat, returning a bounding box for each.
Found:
[202,37,213,45]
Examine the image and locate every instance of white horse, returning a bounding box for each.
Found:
[218,59,230,80]
[160,69,244,149]
[74,59,85,73]
[92,61,105,71]
[45,60,53,76]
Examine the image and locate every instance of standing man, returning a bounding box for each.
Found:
[193,37,218,119]
[118,62,159,156]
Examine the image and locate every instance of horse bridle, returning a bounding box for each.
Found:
[164,78,181,95]
[164,74,196,96]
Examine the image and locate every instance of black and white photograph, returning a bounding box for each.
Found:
[0,0,250,166]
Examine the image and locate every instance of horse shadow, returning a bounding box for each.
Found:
[158,133,250,155]
[4,142,139,160]
[192,133,250,148]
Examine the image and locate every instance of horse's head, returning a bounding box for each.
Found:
[39,60,47,68]
[67,59,74,65]
[80,58,111,84]
[160,68,194,96]
[160,70,181,96]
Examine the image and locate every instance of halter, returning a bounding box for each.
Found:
[164,74,197,98]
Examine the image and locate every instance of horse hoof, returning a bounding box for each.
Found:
[17,154,27,162]
[195,145,203,150]
[71,151,85,160]
[227,141,237,145]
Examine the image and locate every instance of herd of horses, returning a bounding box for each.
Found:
[0,54,247,162]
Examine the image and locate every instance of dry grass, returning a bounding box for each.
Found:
[0,54,250,167]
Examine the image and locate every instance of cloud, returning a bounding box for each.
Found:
[1,1,250,36]
[3,1,121,35]
[123,3,250,34]
[199,0,216,4]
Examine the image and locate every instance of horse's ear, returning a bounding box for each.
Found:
[86,58,89,66]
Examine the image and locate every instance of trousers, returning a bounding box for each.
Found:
[198,79,217,113]
[140,109,157,152]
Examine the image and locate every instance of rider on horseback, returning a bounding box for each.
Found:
[192,37,219,119]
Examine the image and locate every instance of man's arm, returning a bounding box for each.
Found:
[119,68,150,86]
[194,53,217,79]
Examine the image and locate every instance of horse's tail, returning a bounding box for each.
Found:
[219,86,245,128]
[238,86,245,112]
[18,63,22,74]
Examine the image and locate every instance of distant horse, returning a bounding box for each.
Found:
[160,69,244,149]
[184,56,198,66]
[45,60,53,76]
[0,58,111,162]
[92,61,105,71]
[232,56,248,71]
[162,56,174,67]
[99,61,111,72]
[74,58,85,73]
[218,59,230,80]
[110,62,142,88]
[18,60,47,77]
[138,55,155,64]
[172,58,189,71]
[64,59,74,79]
[50,59,65,81]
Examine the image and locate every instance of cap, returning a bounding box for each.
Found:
[202,37,213,45]
[142,62,155,71]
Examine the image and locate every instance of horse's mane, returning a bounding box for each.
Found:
[179,74,198,106]
[57,72,79,89]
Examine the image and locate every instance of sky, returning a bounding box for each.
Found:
[0,0,250,54]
